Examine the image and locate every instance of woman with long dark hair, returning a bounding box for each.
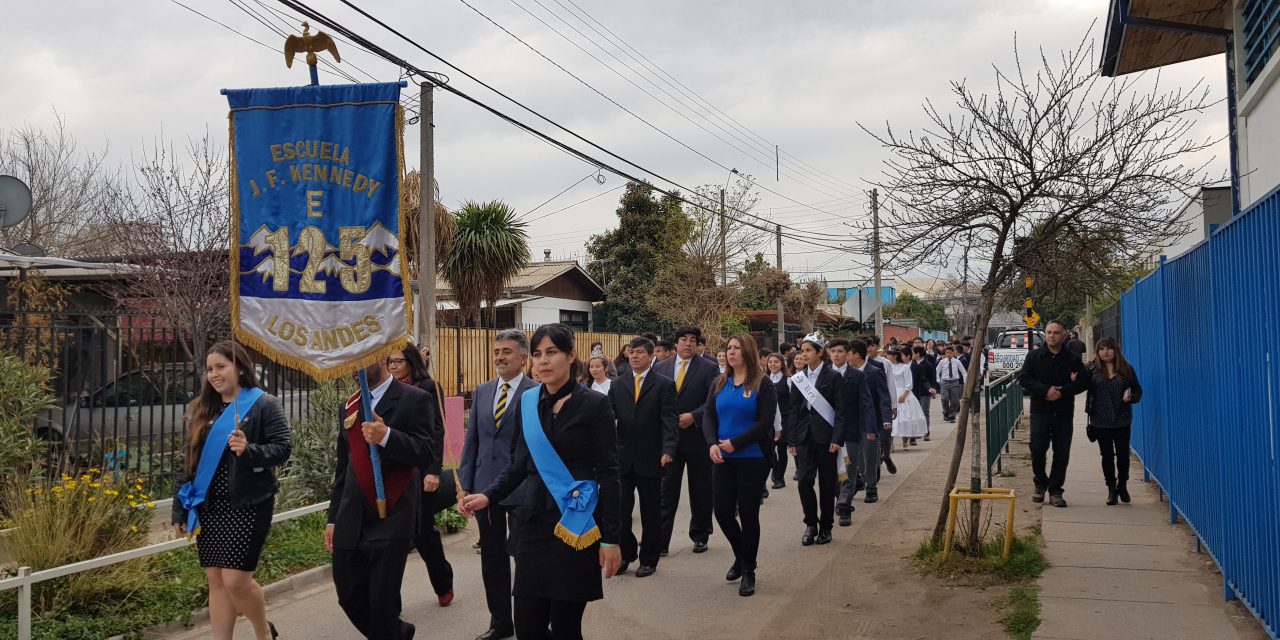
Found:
[172,341,290,640]
[765,352,792,490]
[1085,336,1143,505]
[460,323,622,640]
[587,355,615,395]
[387,340,456,606]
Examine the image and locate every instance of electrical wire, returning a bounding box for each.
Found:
[518,169,605,220]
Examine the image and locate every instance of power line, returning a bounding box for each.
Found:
[518,169,605,220]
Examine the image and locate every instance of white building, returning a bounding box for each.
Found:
[1141,185,1233,268]
[436,257,604,330]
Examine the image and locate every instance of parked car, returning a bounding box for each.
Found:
[987,329,1045,380]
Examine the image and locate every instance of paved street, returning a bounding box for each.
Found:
[164,419,959,640]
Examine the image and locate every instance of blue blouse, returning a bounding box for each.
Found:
[715,380,764,459]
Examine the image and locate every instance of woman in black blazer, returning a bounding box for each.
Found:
[461,324,622,640]
[765,352,793,490]
[388,341,456,607]
[1085,336,1144,506]
[172,341,290,640]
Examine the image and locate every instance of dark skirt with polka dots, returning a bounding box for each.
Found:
[196,458,274,571]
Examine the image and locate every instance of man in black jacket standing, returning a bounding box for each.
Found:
[653,326,719,554]
[326,360,435,640]
[1018,320,1088,507]
[608,337,678,577]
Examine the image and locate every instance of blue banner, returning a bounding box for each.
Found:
[226,83,412,379]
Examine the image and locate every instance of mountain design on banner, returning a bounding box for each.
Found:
[237,221,401,299]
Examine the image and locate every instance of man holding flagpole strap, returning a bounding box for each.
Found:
[326,359,434,640]
[786,333,845,547]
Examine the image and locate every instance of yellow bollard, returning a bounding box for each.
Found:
[941,487,1017,561]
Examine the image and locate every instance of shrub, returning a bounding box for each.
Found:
[0,353,52,490]
[276,379,347,508]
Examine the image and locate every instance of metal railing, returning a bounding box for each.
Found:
[984,371,1024,486]
[1122,186,1280,640]
[0,501,329,640]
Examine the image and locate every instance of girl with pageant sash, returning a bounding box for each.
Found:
[460,323,622,640]
[172,341,291,640]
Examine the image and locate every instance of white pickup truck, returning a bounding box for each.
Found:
[987,329,1045,380]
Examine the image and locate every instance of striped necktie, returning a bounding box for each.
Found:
[634,374,643,401]
[676,360,687,392]
[494,382,510,424]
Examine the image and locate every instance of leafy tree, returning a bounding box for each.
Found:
[441,200,530,327]
[736,253,791,311]
[586,182,690,332]
[884,292,950,331]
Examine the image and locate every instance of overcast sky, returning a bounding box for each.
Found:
[1,0,1228,286]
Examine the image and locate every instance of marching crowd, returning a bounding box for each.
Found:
[170,319,1142,640]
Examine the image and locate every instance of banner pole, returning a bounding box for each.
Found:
[358,369,388,518]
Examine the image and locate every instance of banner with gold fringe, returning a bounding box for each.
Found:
[224,82,412,380]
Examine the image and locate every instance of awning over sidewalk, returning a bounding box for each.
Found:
[1101,0,1228,76]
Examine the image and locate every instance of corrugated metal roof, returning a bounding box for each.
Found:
[434,260,602,297]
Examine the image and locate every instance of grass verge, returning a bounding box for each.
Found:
[0,512,331,640]
[998,585,1041,640]
[912,529,1047,639]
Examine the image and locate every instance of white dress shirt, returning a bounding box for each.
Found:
[937,357,967,383]
[875,355,898,400]
[368,374,395,447]
[832,363,848,376]
[631,365,651,395]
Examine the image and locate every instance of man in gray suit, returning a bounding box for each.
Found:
[459,330,536,640]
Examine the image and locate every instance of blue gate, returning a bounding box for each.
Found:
[1122,189,1280,639]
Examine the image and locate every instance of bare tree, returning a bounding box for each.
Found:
[101,133,231,363]
[861,35,1220,546]
[0,112,119,257]
[682,174,763,279]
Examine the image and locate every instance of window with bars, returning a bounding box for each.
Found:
[1243,0,1280,84]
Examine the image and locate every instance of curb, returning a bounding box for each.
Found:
[125,563,334,640]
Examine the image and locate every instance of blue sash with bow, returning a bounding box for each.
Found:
[177,387,265,537]
[520,385,601,551]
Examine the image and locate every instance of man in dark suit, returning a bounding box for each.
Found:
[653,325,718,554]
[847,339,893,504]
[326,359,435,640]
[834,350,875,527]
[863,335,899,476]
[911,346,939,441]
[786,335,845,545]
[458,330,537,640]
[607,336,678,577]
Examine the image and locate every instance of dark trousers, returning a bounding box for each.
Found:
[514,596,587,640]
[915,392,932,435]
[713,458,770,571]
[660,450,714,549]
[476,505,514,631]
[332,538,413,640]
[619,471,663,566]
[1030,414,1074,495]
[795,443,838,529]
[1096,426,1132,487]
[412,519,454,597]
[771,438,789,483]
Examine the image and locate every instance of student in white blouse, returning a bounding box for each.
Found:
[588,355,615,395]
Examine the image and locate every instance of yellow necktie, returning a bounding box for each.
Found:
[634,374,643,401]
[676,360,687,392]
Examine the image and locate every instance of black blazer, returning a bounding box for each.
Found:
[858,362,893,430]
[411,376,446,476]
[771,374,792,434]
[652,355,719,456]
[171,392,292,525]
[835,367,875,444]
[910,360,937,397]
[327,379,435,548]
[484,386,621,545]
[702,376,778,464]
[608,369,679,478]
[786,363,845,447]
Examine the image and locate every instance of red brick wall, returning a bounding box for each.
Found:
[882,323,920,344]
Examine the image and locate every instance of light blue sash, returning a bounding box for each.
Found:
[177,387,265,537]
[520,385,601,550]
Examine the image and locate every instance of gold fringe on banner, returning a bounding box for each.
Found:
[553,522,602,551]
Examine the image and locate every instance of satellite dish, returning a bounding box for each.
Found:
[0,175,34,229]
[10,242,45,257]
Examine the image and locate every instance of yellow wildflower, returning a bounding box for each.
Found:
[140,494,149,500]
[87,497,96,503]
[127,494,135,500]
[90,482,100,488]
[104,489,119,496]
[51,486,62,493]
[89,468,100,474]
[129,501,138,508]
[145,502,156,509]
[80,474,91,481]
[61,474,71,481]
[130,525,139,533]
[64,481,77,490]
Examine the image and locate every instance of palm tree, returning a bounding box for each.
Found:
[440,200,530,327]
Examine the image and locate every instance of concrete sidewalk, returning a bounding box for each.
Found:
[1033,399,1265,640]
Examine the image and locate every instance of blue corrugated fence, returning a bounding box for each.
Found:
[1122,189,1280,639]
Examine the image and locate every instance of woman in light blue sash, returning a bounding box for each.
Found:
[172,341,291,640]
[461,323,622,640]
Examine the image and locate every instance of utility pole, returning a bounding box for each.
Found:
[776,223,784,347]
[871,188,884,338]
[416,81,437,360]
[719,188,727,286]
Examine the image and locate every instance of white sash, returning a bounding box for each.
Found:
[790,369,836,428]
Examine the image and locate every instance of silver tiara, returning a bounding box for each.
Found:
[801,332,827,349]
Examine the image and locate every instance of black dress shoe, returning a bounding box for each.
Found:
[400,621,415,640]
[864,489,878,504]
[838,512,852,527]
[772,479,785,489]
[815,528,833,545]
[726,561,742,581]
[884,456,897,474]
[659,548,669,557]
[269,622,279,639]
[1118,482,1131,503]
[635,564,656,578]
[801,526,817,546]
[762,487,770,499]
[1050,494,1068,508]
[476,628,514,640]
[739,571,756,596]
[692,540,708,553]
[1106,485,1119,506]
[617,561,630,575]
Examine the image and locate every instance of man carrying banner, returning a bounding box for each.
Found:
[326,359,435,640]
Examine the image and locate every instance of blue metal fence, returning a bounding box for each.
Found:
[1122,189,1280,639]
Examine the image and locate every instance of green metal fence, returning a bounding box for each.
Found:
[984,371,1025,486]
